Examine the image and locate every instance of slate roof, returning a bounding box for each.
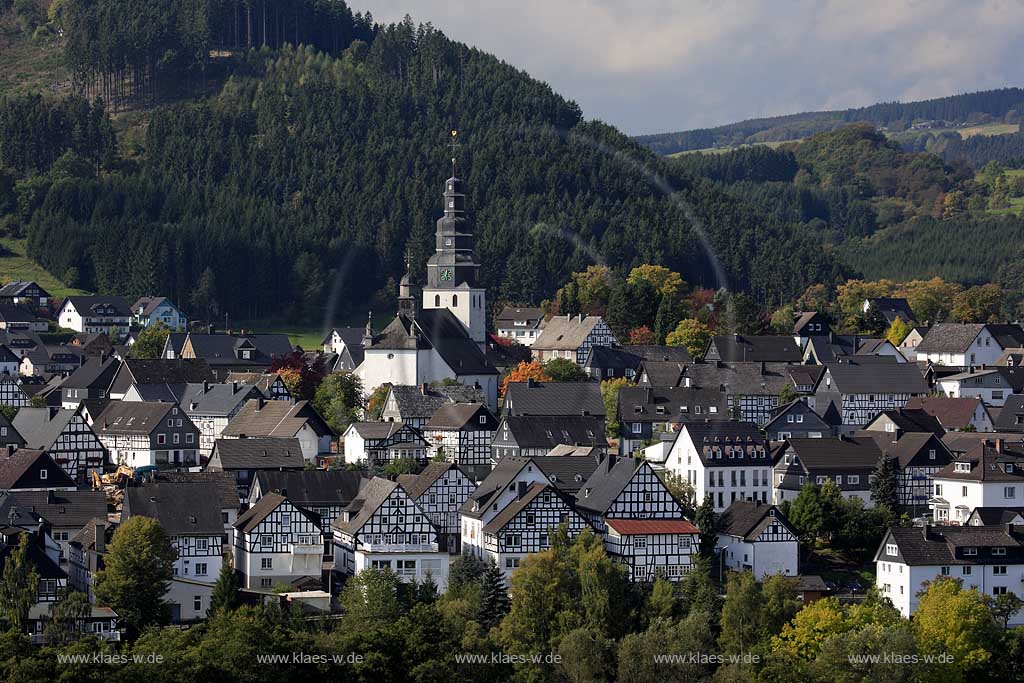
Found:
[968,507,1024,525]
[822,360,929,395]
[177,382,263,416]
[95,402,180,435]
[111,358,215,393]
[792,311,820,335]
[717,501,795,541]
[130,296,167,318]
[332,478,399,535]
[146,470,240,509]
[584,346,641,372]
[11,490,107,528]
[534,455,603,493]
[13,408,82,449]
[348,422,414,440]
[705,335,802,363]
[461,457,531,517]
[995,395,1024,432]
[210,437,304,469]
[867,408,945,436]
[496,307,544,324]
[618,386,727,422]
[933,441,1024,481]
[866,298,916,325]
[533,315,608,351]
[905,397,987,431]
[622,345,693,363]
[681,361,795,395]
[503,381,605,417]
[416,309,498,376]
[222,399,335,438]
[254,470,365,507]
[605,519,699,535]
[461,455,603,518]
[400,462,468,500]
[915,323,986,354]
[575,457,647,513]
[881,525,1024,566]
[0,449,71,489]
[500,415,607,450]
[637,361,687,387]
[783,436,882,469]
[387,384,485,421]
[938,366,1024,391]
[682,420,767,448]
[184,333,294,365]
[69,517,111,552]
[987,324,1024,350]
[64,296,132,317]
[425,402,495,430]
[942,431,1024,454]
[860,431,947,468]
[0,281,48,298]
[223,372,289,398]
[61,357,120,391]
[125,482,224,535]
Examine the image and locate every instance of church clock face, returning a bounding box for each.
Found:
[440,268,454,282]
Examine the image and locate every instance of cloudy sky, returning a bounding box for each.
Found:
[369,0,1024,135]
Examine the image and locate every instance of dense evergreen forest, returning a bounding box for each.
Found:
[639,87,1024,156]
[0,1,846,324]
[670,125,1024,288]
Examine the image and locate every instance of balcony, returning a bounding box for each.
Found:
[291,543,323,555]
[361,542,439,553]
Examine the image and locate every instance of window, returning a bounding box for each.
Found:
[506,534,521,548]
[886,543,898,556]
[195,563,208,576]
[995,565,1008,575]
[634,536,648,549]
[157,434,166,445]
[940,566,950,575]
[261,558,273,570]
[993,547,1007,556]
[167,419,173,427]
[678,535,691,548]
[260,535,272,549]
[929,449,936,460]
[848,475,860,485]
[963,566,972,575]
[505,557,520,569]
[1006,487,1017,499]
[196,538,208,552]
[994,586,1008,595]
[260,578,272,588]
[479,415,487,424]
[186,433,194,444]
[632,423,642,434]
[282,513,291,530]
[173,433,180,445]
[526,514,535,525]
[39,469,47,480]
[453,295,458,306]
[963,547,978,556]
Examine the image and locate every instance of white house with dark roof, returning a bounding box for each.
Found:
[0,449,75,492]
[876,524,1024,621]
[233,492,324,590]
[929,440,1024,524]
[0,281,50,308]
[531,315,616,365]
[663,421,772,512]
[332,477,448,589]
[178,333,294,379]
[495,306,545,347]
[914,323,1004,367]
[249,470,366,543]
[716,500,799,577]
[320,327,365,370]
[772,436,881,506]
[616,385,727,455]
[604,519,699,582]
[573,457,686,533]
[12,489,106,566]
[94,401,199,468]
[131,296,187,331]
[380,383,486,428]
[341,422,429,467]
[490,415,608,462]
[58,296,133,335]
[936,366,1024,407]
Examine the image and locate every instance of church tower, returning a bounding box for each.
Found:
[422,140,486,345]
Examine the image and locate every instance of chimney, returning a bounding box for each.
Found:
[47,406,59,421]
[516,481,528,500]
[922,523,931,540]
[202,381,210,394]
[207,324,214,335]
[94,522,105,553]
[256,397,265,411]
[5,444,12,457]
[231,381,239,394]
[280,487,287,497]
[420,383,429,396]
[996,438,1004,454]
[527,378,537,388]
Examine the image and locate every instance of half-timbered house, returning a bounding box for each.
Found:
[332,478,448,589]
[341,422,429,467]
[815,360,930,434]
[574,457,685,533]
[94,401,199,468]
[604,519,699,581]
[531,315,617,366]
[421,402,498,480]
[233,492,324,590]
[716,501,800,577]
[397,462,476,553]
[0,449,75,492]
[491,415,608,462]
[206,438,305,502]
[12,407,106,485]
[221,398,335,462]
[772,437,881,506]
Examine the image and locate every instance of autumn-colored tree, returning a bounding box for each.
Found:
[898,277,961,324]
[665,318,711,358]
[770,304,796,334]
[628,326,656,345]
[952,283,1004,323]
[836,279,898,319]
[626,264,685,299]
[885,316,911,346]
[915,577,1000,677]
[571,265,615,315]
[501,360,551,397]
[601,377,632,438]
[795,283,830,312]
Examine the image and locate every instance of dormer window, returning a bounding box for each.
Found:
[993,547,1007,556]
[963,547,978,556]
[954,461,971,473]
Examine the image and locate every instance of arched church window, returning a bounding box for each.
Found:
[453,295,459,307]
[435,295,441,307]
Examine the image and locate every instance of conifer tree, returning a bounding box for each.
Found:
[209,555,241,614]
[694,493,718,562]
[871,453,901,514]
[477,557,510,631]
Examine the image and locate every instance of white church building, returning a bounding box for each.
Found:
[354,172,499,409]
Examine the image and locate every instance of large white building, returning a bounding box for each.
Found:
[716,501,800,578]
[929,440,1024,524]
[663,421,773,512]
[914,323,1009,367]
[57,296,132,335]
[876,524,1024,623]
[354,174,499,409]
